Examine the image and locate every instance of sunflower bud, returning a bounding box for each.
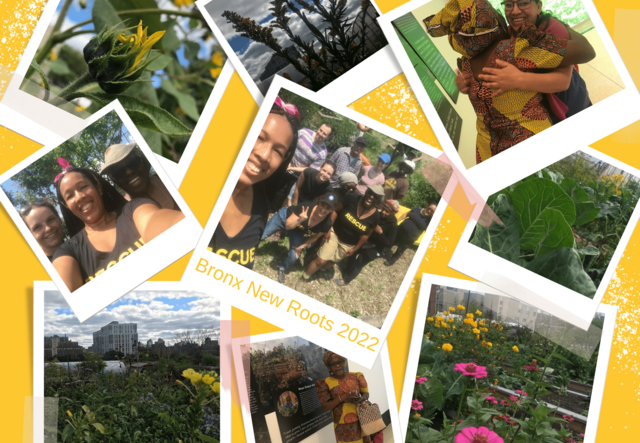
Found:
[83,21,165,94]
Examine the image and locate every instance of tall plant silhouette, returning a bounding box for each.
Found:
[222,0,386,91]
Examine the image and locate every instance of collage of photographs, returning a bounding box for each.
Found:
[1,0,639,442]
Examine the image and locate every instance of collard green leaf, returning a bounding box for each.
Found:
[560,178,600,225]
[510,178,576,240]
[419,338,438,365]
[522,208,574,256]
[470,194,520,262]
[92,0,124,34]
[525,247,597,298]
[81,92,192,137]
[416,377,445,411]
[596,201,620,218]
[160,78,200,121]
[542,169,563,184]
[576,245,600,256]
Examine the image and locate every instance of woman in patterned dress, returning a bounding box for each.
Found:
[425,0,595,164]
[315,352,371,443]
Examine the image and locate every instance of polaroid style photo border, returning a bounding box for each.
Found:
[181,75,450,368]
[377,0,640,186]
[195,0,402,107]
[32,281,232,443]
[231,330,402,443]
[398,274,617,443]
[0,101,202,322]
[448,145,640,330]
[0,0,235,186]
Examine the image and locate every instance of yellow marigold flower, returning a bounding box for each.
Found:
[414,413,421,417]
[190,372,203,386]
[476,334,480,340]
[512,346,519,352]
[448,307,456,312]
[441,334,445,338]
[463,318,471,325]
[481,340,487,346]
[436,316,444,322]
[466,313,474,319]
[501,337,505,340]
[182,368,196,380]
[493,379,498,385]
[452,326,456,330]
[434,323,440,328]
[427,317,434,322]
[475,310,482,316]
[66,410,73,418]
[442,343,453,352]
[487,342,492,347]
[212,382,221,394]
[480,328,488,332]
[479,320,486,326]
[442,322,449,329]
[50,50,58,61]
[447,318,454,323]
[210,66,222,78]
[473,328,480,334]
[457,305,465,311]
[203,374,215,385]
[471,321,478,328]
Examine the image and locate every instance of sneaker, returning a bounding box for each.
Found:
[278,269,286,284]
[384,258,397,266]
[334,278,348,287]
[271,232,281,243]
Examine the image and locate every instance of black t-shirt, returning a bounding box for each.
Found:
[53,198,157,283]
[333,193,380,245]
[208,185,267,270]
[298,168,331,202]
[401,207,431,241]
[286,203,333,236]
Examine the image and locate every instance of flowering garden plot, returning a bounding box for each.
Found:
[405,306,602,443]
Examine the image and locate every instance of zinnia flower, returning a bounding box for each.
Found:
[442,343,453,352]
[563,414,574,421]
[523,365,540,372]
[416,376,428,384]
[516,390,528,397]
[485,396,498,404]
[512,346,519,352]
[454,363,488,378]
[455,426,503,443]
[411,399,423,410]
[500,400,510,406]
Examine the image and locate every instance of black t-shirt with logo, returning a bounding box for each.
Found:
[333,193,380,245]
[298,168,331,202]
[53,198,157,283]
[285,203,333,236]
[208,185,267,270]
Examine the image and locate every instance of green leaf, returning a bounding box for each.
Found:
[560,178,600,225]
[49,58,72,76]
[189,18,200,29]
[522,208,574,257]
[145,53,172,72]
[197,432,219,443]
[160,78,200,121]
[470,194,520,262]
[510,178,576,239]
[81,92,192,137]
[161,18,181,52]
[596,201,620,218]
[417,377,445,411]
[111,0,164,37]
[525,247,597,298]
[92,0,124,34]
[184,41,201,61]
[576,245,599,256]
[92,423,105,434]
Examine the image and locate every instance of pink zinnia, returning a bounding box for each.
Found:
[563,414,574,422]
[523,365,540,372]
[485,396,498,404]
[454,362,488,379]
[500,400,510,406]
[416,376,428,384]
[455,426,503,443]
[516,390,528,397]
[411,399,423,410]
[509,395,519,403]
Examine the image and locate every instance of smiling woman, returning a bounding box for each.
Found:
[208,97,300,270]
[20,200,66,261]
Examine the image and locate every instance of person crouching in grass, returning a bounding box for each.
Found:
[335,199,399,287]
[296,184,384,289]
[260,193,338,284]
[385,204,437,266]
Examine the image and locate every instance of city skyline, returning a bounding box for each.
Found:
[45,290,220,349]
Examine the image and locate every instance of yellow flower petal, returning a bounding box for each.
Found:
[210,67,222,78]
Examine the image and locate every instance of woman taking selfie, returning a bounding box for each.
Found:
[20,200,65,261]
[52,165,185,291]
[208,98,300,269]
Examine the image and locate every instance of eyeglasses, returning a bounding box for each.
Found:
[344,183,357,191]
[502,0,532,10]
[110,155,143,180]
[19,199,46,217]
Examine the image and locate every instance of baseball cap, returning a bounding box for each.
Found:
[367,184,385,197]
[100,142,137,174]
[354,136,367,147]
[317,193,339,209]
[378,153,391,164]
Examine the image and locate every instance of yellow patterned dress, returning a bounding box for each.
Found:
[315,372,371,443]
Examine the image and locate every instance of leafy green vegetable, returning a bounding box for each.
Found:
[510,178,576,234]
[525,248,597,298]
[470,195,520,262]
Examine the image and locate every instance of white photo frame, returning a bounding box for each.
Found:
[33,280,231,443]
[377,0,640,185]
[448,145,640,330]
[0,101,202,322]
[231,330,402,443]
[181,75,450,368]
[398,274,617,443]
[196,0,402,106]
[1,0,237,186]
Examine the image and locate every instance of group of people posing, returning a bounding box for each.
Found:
[210,98,437,289]
[429,0,595,163]
[19,143,184,292]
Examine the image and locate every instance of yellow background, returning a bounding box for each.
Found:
[2,0,640,441]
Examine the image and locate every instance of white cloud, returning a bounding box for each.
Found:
[43,290,220,348]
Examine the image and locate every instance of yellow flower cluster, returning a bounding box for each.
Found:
[466,313,474,319]
[182,368,220,392]
[457,305,465,311]
[601,173,626,195]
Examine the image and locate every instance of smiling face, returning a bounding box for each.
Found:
[505,0,541,31]
[316,201,332,218]
[363,189,377,208]
[316,163,335,183]
[374,158,387,172]
[350,143,365,158]
[240,113,293,187]
[23,206,64,254]
[108,151,150,197]
[381,206,393,219]
[425,204,437,217]
[59,171,106,225]
[314,124,332,144]
[329,358,346,376]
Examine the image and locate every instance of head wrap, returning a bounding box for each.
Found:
[339,172,358,186]
[424,0,504,59]
[323,351,346,368]
[385,199,400,213]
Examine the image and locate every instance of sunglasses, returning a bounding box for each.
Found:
[19,199,47,217]
[110,155,144,180]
